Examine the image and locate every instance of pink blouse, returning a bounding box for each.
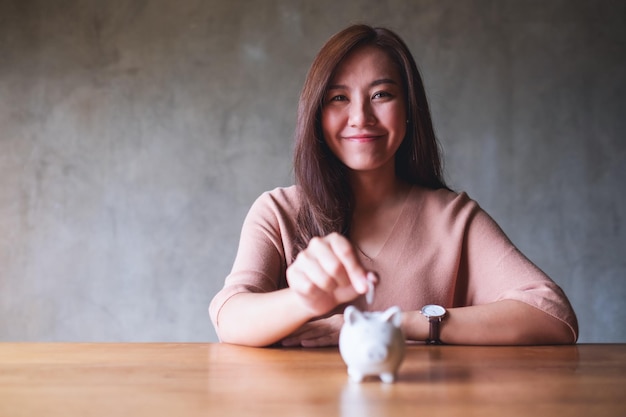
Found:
[210,186,578,342]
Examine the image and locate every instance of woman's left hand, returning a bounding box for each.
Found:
[281,314,344,347]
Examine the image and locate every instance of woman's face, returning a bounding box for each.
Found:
[321,45,407,175]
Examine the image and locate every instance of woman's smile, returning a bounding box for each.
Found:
[343,133,386,142]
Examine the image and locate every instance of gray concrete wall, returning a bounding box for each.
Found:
[1,0,624,342]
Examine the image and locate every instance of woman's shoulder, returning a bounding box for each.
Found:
[256,185,300,206]
[248,185,301,219]
[405,186,483,230]
[411,186,477,211]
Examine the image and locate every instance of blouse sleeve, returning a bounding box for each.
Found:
[209,188,297,330]
[459,201,579,342]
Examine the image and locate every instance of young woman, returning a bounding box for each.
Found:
[209,25,578,347]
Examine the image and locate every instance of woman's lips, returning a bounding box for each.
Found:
[343,134,384,142]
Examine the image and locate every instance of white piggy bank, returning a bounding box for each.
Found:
[339,305,405,383]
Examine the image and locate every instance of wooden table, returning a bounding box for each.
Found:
[1,343,624,416]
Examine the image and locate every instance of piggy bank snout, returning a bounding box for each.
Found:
[365,344,389,362]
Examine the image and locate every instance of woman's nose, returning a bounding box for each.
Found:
[348,99,376,127]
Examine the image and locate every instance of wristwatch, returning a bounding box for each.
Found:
[421,304,447,345]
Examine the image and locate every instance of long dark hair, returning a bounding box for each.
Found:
[293,24,447,256]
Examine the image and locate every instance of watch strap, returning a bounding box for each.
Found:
[425,317,443,345]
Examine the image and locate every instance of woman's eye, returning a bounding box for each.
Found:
[373,91,392,99]
[330,95,347,102]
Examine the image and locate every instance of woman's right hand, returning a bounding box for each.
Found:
[286,232,374,317]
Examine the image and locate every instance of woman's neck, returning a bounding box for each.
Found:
[348,169,409,213]
[347,168,411,260]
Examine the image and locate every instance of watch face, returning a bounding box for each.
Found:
[422,304,446,318]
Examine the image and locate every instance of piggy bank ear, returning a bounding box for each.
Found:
[343,305,363,325]
[381,306,403,327]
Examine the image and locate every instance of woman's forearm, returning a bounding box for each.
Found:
[402,299,575,345]
[215,289,316,347]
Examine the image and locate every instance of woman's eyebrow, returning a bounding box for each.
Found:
[370,78,398,87]
[326,83,347,91]
[326,78,398,91]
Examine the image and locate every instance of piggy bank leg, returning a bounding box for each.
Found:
[347,368,365,383]
[380,373,396,384]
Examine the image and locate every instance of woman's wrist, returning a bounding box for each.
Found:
[401,310,431,342]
